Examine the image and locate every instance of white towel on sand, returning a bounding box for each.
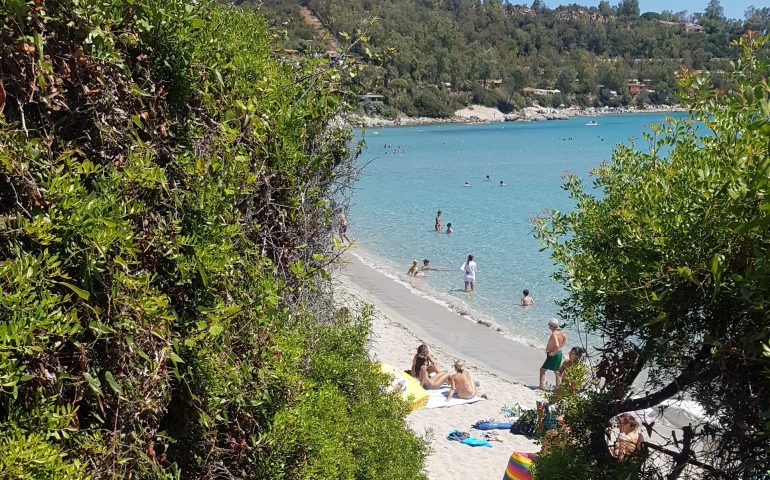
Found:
[424,387,483,409]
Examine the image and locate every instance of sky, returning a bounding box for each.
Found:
[543,1,768,20]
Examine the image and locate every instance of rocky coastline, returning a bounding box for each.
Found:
[347,103,686,128]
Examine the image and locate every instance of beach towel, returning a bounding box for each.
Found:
[503,452,536,480]
[379,364,429,410]
[446,430,492,448]
[424,387,483,409]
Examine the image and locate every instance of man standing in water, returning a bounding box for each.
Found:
[460,254,476,292]
[539,318,566,389]
[435,210,442,232]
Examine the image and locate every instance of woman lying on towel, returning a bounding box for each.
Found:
[414,354,451,389]
[446,360,476,402]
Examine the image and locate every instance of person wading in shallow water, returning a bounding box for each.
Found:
[539,318,566,389]
[460,254,476,292]
[435,210,442,232]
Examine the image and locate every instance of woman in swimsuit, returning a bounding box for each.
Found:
[410,344,439,376]
[414,355,450,389]
[612,413,644,460]
[407,260,422,277]
[446,360,476,401]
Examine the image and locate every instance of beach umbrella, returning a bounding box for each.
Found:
[503,451,535,480]
[380,363,428,411]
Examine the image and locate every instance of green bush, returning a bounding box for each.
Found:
[0,0,427,478]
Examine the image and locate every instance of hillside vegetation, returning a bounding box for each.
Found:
[253,0,770,117]
[0,0,426,478]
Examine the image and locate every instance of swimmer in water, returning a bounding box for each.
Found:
[500,180,506,186]
[407,260,422,277]
[464,181,470,187]
[446,223,453,234]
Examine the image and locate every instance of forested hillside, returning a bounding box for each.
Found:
[250,0,770,117]
[0,0,426,478]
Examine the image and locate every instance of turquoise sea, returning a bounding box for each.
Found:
[349,113,683,348]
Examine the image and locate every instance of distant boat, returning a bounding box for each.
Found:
[585,121,599,126]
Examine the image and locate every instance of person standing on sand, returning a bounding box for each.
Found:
[521,289,534,306]
[539,318,567,389]
[435,210,442,232]
[460,254,476,292]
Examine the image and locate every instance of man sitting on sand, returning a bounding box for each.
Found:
[521,289,534,306]
[446,360,476,401]
[539,318,567,390]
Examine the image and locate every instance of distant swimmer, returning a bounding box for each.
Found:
[485,175,491,181]
[521,289,534,306]
[464,181,470,187]
[435,210,442,232]
[500,180,507,186]
[422,259,443,271]
[407,260,422,277]
[446,223,453,234]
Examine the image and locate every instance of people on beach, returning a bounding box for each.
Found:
[435,210,442,232]
[539,318,567,390]
[411,344,439,377]
[414,354,451,389]
[557,346,586,386]
[407,260,422,277]
[611,413,644,460]
[521,289,534,306]
[338,212,351,244]
[460,254,476,292]
[446,360,477,401]
[446,223,453,234]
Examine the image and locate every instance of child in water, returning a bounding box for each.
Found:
[446,223,453,234]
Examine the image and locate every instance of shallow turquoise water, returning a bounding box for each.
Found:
[349,113,683,346]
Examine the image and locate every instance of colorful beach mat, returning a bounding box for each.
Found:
[503,451,536,480]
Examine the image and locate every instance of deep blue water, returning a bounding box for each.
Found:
[349,113,684,347]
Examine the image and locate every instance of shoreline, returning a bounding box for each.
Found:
[337,251,547,387]
[347,104,687,129]
[334,251,544,480]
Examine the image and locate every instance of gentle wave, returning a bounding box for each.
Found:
[350,249,545,349]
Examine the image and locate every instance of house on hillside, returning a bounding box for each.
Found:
[522,87,561,95]
[683,22,705,33]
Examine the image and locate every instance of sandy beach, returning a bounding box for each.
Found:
[335,252,547,480]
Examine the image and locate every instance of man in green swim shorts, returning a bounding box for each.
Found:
[539,318,567,390]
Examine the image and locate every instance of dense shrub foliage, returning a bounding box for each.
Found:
[0,0,427,478]
[534,33,770,479]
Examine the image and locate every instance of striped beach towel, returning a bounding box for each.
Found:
[503,451,535,480]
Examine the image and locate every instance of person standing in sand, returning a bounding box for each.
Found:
[539,318,567,389]
[521,289,534,306]
[435,210,442,232]
[446,360,477,401]
[460,254,476,292]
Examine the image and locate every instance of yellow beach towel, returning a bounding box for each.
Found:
[380,363,429,411]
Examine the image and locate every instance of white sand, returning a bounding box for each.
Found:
[335,254,544,480]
